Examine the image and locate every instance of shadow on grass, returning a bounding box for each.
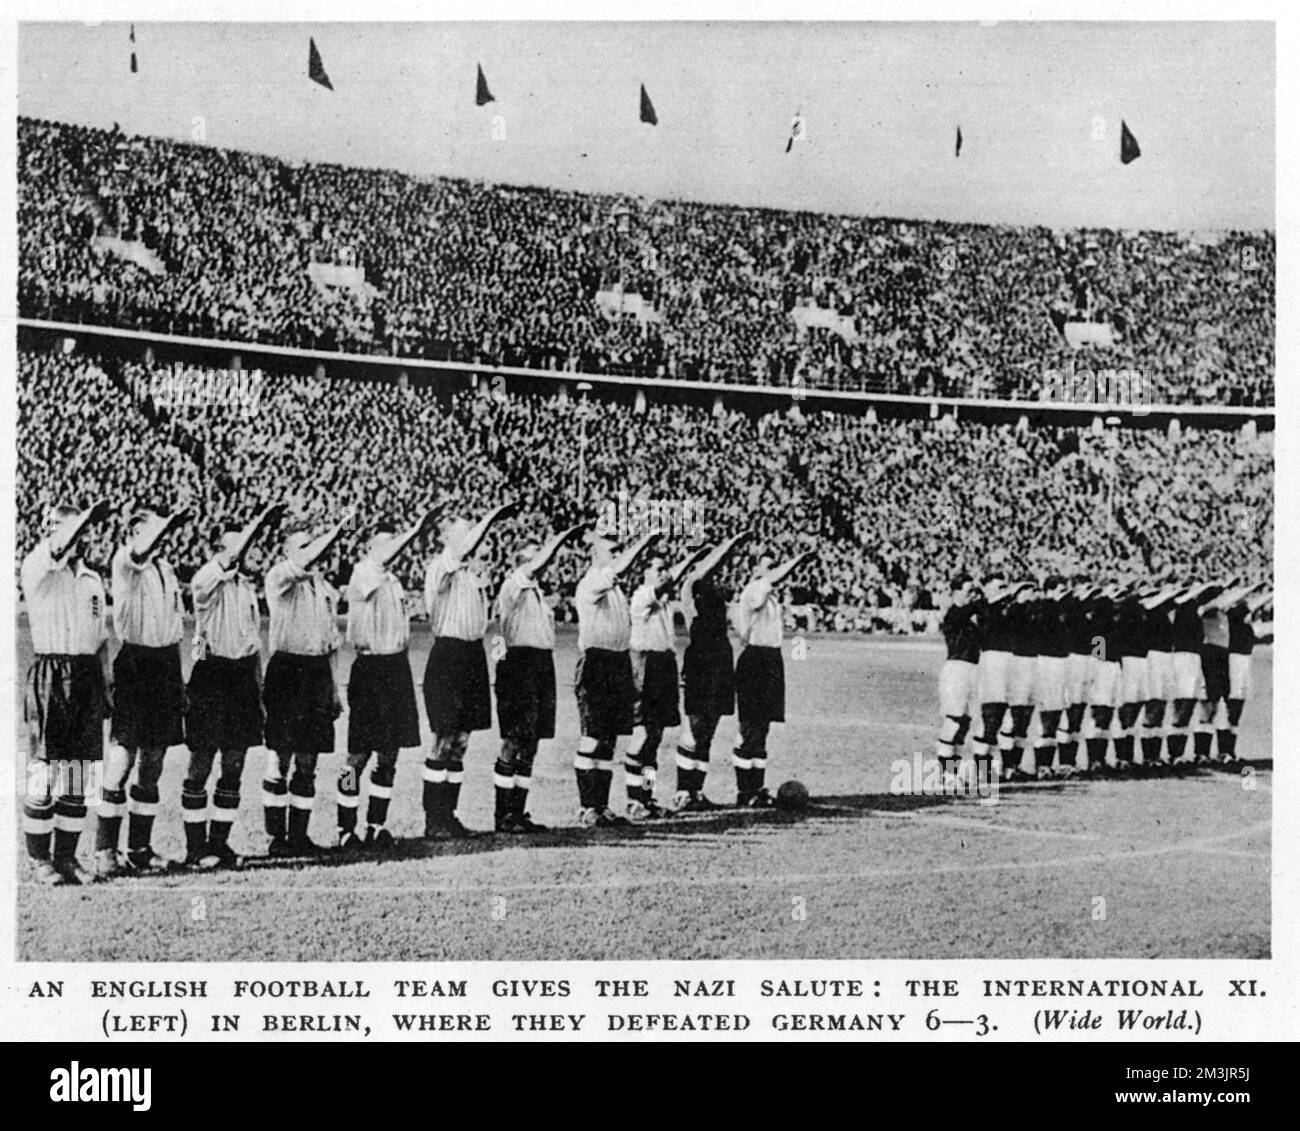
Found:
[106,757,1272,880]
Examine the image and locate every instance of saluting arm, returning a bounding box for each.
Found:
[130,509,191,565]
[611,531,661,579]
[460,501,521,564]
[660,543,710,598]
[224,502,289,569]
[1247,589,1273,615]
[693,529,752,584]
[294,517,348,571]
[376,505,444,569]
[764,549,816,590]
[50,499,112,561]
[523,520,593,579]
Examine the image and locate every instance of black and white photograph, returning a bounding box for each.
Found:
[1,4,1292,1065]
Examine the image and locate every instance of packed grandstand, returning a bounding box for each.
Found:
[20,117,1274,404]
[16,117,1274,630]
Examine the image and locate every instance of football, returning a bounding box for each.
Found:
[776,780,810,811]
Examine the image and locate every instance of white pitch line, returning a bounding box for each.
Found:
[1187,846,1268,861]
[901,812,1099,841]
[25,820,1268,898]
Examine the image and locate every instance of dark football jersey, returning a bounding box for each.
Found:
[1145,605,1174,653]
[981,599,1016,653]
[1038,597,1069,657]
[1171,599,1203,651]
[1088,595,1115,659]
[1228,609,1256,656]
[688,577,730,645]
[1006,598,1038,657]
[941,602,980,664]
[1114,597,1146,658]
[1061,594,1093,655]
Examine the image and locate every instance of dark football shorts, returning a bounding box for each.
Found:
[25,653,109,763]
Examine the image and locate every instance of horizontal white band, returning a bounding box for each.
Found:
[676,755,705,771]
[96,801,126,818]
[23,813,53,833]
[623,774,644,788]
[128,800,159,817]
[749,758,766,769]
[731,756,753,769]
[367,782,393,799]
[53,814,85,833]
[336,793,360,808]
[182,810,208,824]
[513,776,531,790]
[289,794,316,810]
[423,767,448,783]
[493,774,515,789]
[446,771,464,784]
[261,791,288,808]
[593,761,614,774]
[573,756,596,771]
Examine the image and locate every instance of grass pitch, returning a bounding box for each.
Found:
[15,627,1271,961]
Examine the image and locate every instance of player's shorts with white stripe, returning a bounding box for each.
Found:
[1007,655,1035,707]
[1032,656,1067,712]
[1229,654,1253,700]
[939,659,976,717]
[1120,655,1149,704]
[977,650,1011,705]
[1064,653,1090,705]
[1145,651,1173,702]
[1087,657,1121,707]
[1171,651,1203,700]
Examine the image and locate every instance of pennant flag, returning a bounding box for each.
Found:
[639,84,657,126]
[955,125,962,158]
[1120,119,1141,164]
[475,63,495,106]
[785,109,804,153]
[129,24,137,74]
[308,38,333,91]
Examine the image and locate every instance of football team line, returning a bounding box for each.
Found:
[20,498,815,886]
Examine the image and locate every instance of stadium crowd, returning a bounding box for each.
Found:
[18,344,1273,632]
[19,117,1275,406]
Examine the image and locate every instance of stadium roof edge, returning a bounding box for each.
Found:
[17,116,1277,237]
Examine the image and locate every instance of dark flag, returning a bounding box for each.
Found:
[129,24,137,74]
[1120,119,1141,164]
[475,63,495,106]
[308,37,333,91]
[955,125,962,157]
[639,84,657,126]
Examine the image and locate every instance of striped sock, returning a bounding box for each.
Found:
[181,787,208,856]
[262,778,288,839]
[127,784,159,853]
[23,800,54,862]
[287,782,314,842]
[366,769,394,829]
[574,754,596,810]
[337,766,360,835]
[96,787,127,852]
[52,796,87,864]
[210,788,239,846]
